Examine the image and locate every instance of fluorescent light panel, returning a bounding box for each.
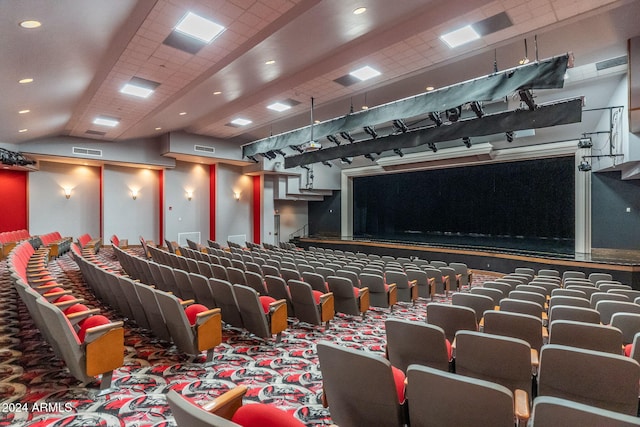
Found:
[440,25,480,48]
[175,12,225,43]
[350,65,381,81]
[231,118,252,126]
[120,83,154,98]
[93,116,120,127]
[267,102,292,112]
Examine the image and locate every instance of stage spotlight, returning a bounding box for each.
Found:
[273,149,286,157]
[518,89,536,110]
[462,137,472,148]
[469,101,484,118]
[340,157,353,165]
[393,148,404,157]
[327,134,341,145]
[364,153,376,161]
[428,142,438,152]
[445,106,462,122]
[322,161,333,167]
[246,155,259,163]
[578,137,593,149]
[392,119,408,133]
[506,131,514,143]
[291,145,305,153]
[578,160,592,172]
[428,112,442,126]
[363,125,378,139]
[340,131,355,143]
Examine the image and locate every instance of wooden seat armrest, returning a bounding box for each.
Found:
[201,385,248,419]
[319,293,335,323]
[530,349,539,375]
[27,271,49,277]
[269,299,288,311]
[195,308,222,352]
[514,389,530,422]
[84,321,125,344]
[269,299,288,335]
[408,279,417,286]
[319,292,334,304]
[31,277,55,284]
[54,298,86,309]
[427,277,435,284]
[67,308,101,325]
[180,299,195,306]
[542,325,549,340]
[541,312,548,321]
[36,283,61,292]
[195,308,222,325]
[43,290,72,301]
[387,283,397,290]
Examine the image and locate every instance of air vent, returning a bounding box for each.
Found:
[72,147,103,157]
[596,55,628,71]
[163,31,204,55]
[194,144,215,154]
[333,74,360,87]
[473,12,512,36]
[85,130,106,136]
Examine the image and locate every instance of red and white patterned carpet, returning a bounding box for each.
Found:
[0,249,491,426]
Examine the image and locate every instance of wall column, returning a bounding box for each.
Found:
[575,149,592,255]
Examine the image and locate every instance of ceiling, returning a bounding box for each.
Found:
[2,0,639,152]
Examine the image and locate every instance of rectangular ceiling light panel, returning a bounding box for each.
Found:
[175,12,225,43]
[440,25,480,48]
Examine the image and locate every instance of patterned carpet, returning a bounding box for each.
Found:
[0,248,491,426]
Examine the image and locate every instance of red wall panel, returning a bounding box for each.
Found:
[0,170,28,232]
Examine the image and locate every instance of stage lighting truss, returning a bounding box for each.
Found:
[327,134,341,145]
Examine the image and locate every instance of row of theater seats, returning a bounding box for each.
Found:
[7,239,124,394]
[72,245,223,362]
[0,228,29,258]
[112,245,290,343]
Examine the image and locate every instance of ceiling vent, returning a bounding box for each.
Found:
[194,144,215,154]
[73,147,103,157]
[85,130,106,136]
[595,55,628,71]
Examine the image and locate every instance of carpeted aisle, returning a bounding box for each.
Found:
[0,249,490,426]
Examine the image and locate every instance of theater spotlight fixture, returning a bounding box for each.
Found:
[291,145,305,153]
[445,106,462,122]
[327,134,341,145]
[506,131,515,143]
[428,142,438,152]
[469,101,484,118]
[364,153,376,161]
[340,157,353,165]
[578,137,593,149]
[463,137,472,148]
[363,126,378,139]
[519,90,536,110]
[322,161,333,167]
[392,119,408,133]
[393,148,404,157]
[578,160,592,172]
[246,155,259,163]
[273,149,287,157]
[260,151,277,160]
[339,131,355,143]
[428,112,442,126]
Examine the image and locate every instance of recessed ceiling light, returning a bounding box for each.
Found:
[155,127,162,131]
[19,78,34,84]
[175,12,225,43]
[18,109,30,114]
[19,20,41,29]
[230,118,252,126]
[267,102,292,112]
[440,25,480,48]
[426,86,435,91]
[18,129,28,133]
[92,116,119,127]
[361,105,369,110]
[350,65,381,81]
[120,83,154,98]
[265,60,276,65]
[213,91,222,95]
[179,112,187,116]
[353,7,367,15]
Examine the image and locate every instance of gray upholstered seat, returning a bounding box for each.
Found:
[359,273,396,310]
[288,279,334,328]
[326,276,369,318]
[233,284,287,342]
[426,303,477,342]
[385,319,450,373]
[548,320,622,354]
[483,310,544,353]
[529,396,640,427]
[451,292,494,324]
[209,278,243,329]
[385,270,417,303]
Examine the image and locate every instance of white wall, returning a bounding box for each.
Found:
[274,200,308,242]
[103,164,159,245]
[29,161,100,238]
[262,176,276,245]
[164,161,210,244]
[215,163,252,246]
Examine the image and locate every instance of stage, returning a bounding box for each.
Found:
[297,236,640,288]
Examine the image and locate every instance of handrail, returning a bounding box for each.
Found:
[289,224,308,240]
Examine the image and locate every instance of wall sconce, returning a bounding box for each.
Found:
[63,188,72,199]
[131,189,139,200]
[186,190,193,201]
[233,191,241,201]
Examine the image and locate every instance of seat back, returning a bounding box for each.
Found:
[548,305,600,326]
[551,288,587,298]
[405,269,430,298]
[611,313,640,345]
[317,342,405,427]
[226,267,247,286]
[562,271,586,282]
[359,273,388,308]
[508,290,546,307]
[210,264,229,281]
[288,280,321,326]
[451,293,494,323]
[426,303,477,342]
[590,291,630,309]
[301,271,328,293]
[455,331,532,396]
[596,300,640,324]
[407,364,515,427]
[564,285,599,300]
[548,320,622,354]
[189,273,217,309]
[166,389,241,427]
[327,276,360,316]
[209,278,243,328]
[483,310,543,352]
[385,270,412,302]
[538,344,640,415]
[118,276,151,329]
[134,283,172,341]
[264,275,293,315]
[233,285,270,339]
[483,281,513,296]
[385,319,449,373]
[173,268,196,301]
[244,271,268,295]
[499,298,543,319]
[155,291,197,355]
[280,267,301,283]
[530,396,640,427]
[589,272,613,284]
[538,269,560,277]
[548,296,590,310]
[470,287,503,305]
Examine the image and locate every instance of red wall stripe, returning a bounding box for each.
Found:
[252,175,261,244]
[158,169,164,246]
[0,170,28,232]
[99,166,104,238]
[209,164,216,241]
